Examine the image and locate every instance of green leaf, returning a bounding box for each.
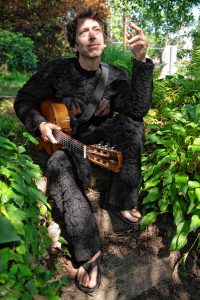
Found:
[158,198,169,212]
[195,188,200,202]
[23,132,39,144]
[58,237,68,244]
[187,198,195,214]
[17,264,32,277]
[140,211,159,229]
[0,216,20,243]
[143,188,161,204]
[0,248,20,273]
[5,204,27,221]
[173,200,184,225]
[171,124,186,137]
[147,133,164,145]
[154,148,167,159]
[12,192,24,208]
[144,179,160,189]
[189,214,200,232]
[16,243,26,255]
[188,145,200,153]
[11,182,27,196]
[159,155,177,166]
[188,189,196,202]
[176,220,190,235]
[188,181,200,189]
[38,204,48,215]
[0,136,17,150]
[11,220,25,236]
[143,167,154,181]
[193,138,200,146]
[163,171,173,186]
[17,145,26,154]
[0,166,11,178]
[170,233,187,251]
[0,182,13,204]
[175,172,189,195]
[27,186,47,203]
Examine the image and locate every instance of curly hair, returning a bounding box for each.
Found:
[66,7,107,48]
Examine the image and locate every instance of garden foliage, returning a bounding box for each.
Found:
[0,116,67,299]
[141,104,200,251]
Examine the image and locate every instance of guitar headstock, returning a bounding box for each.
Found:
[87,144,122,172]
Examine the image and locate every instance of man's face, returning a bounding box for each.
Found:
[74,18,106,59]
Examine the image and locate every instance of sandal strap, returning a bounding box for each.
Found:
[81,254,102,275]
[127,209,141,218]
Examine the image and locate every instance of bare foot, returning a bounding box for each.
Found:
[76,250,101,289]
[120,208,141,223]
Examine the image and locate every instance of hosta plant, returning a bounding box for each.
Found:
[141,104,200,252]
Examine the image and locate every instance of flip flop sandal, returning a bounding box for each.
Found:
[115,209,142,227]
[75,253,103,293]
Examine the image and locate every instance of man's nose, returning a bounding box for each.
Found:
[88,30,96,38]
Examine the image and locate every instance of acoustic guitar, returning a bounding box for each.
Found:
[37,99,122,172]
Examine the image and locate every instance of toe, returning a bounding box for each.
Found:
[77,267,88,287]
[120,209,141,223]
[88,265,98,289]
[131,209,141,219]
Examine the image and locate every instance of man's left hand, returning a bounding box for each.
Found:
[126,23,148,62]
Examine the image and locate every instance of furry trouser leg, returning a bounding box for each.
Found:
[47,150,101,262]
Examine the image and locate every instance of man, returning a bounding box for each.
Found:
[14,7,154,293]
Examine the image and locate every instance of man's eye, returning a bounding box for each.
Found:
[79,30,87,36]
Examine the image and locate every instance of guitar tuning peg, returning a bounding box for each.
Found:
[105,142,111,148]
[111,144,116,149]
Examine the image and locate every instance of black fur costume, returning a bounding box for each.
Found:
[14,57,154,262]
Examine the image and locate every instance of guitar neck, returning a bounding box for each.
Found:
[53,130,87,158]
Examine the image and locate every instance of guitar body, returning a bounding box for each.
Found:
[36,99,72,155]
[37,99,122,172]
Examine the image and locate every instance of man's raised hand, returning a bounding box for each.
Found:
[126,23,148,62]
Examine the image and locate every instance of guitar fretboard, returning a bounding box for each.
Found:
[53,130,87,158]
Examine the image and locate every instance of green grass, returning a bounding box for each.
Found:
[0,71,31,96]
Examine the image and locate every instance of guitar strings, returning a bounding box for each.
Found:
[53,130,87,155]
[53,130,84,149]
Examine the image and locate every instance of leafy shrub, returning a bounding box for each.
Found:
[141,104,200,252]
[0,30,38,72]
